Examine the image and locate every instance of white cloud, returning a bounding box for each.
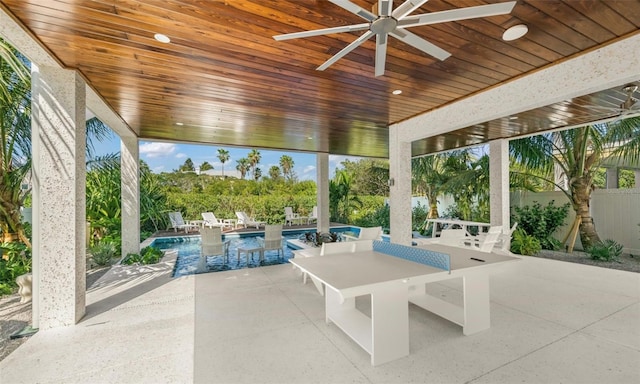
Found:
[139,142,176,158]
[152,165,165,172]
[303,165,316,174]
[175,153,187,159]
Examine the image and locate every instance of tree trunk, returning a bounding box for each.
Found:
[570,175,600,249]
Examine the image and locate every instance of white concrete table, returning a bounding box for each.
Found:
[289,247,518,366]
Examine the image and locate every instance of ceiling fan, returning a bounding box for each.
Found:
[586,83,640,122]
[273,0,517,76]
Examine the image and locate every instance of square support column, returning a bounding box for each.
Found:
[121,136,140,257]
[489,139,510,228]
[316,153,330,233]
[389,125,412,245]
[31,65,86,329]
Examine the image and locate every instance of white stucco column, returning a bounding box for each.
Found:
[605,167,619,189]
[635,170,640,188]
[389,124,412,245]
[31,64,87,329]
[316,153,330,233]
[489,140,510,228]
[121,136,140,256]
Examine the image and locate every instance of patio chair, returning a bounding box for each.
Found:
[284,206,301,226]
[196,226,230,273]
[235,211,265,229]
[343,226,382,241]
[495,223,518,254]
[462,225,503,253]
[307,206,318,224]
[168,212,199,233]
[257,224,285,258]
[201,212,233,229]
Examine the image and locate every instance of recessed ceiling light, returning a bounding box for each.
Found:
[307,136,313,140]
[175,122,184,126]
[502,24,528,41]
[392,89,402,95]
[154,33,171,43]
[509,116,518,120]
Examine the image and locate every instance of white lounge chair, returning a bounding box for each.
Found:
[168,212,199,233]
[343,226,382,241]
[201,212,234,229]
[235,211,265,229]
[414,228,468,246]
[257,224,285,258]
[284,206,302,226]
[462,225,503,253]
[307,206,318,224]
[196,227,230,272]
[496,223,518,253]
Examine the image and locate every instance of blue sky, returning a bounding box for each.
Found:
[91,130,361,181]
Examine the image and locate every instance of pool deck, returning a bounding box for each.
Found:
[1,249,638,383]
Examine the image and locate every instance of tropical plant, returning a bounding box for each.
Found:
[0,38,31,247]
[510,228,542,256]
[89,242,118,266]
[510,117,640,248]
[122,246,164,265]
[247,149,261,180]
[268,165,281,180]
[329,169,362,223]
[236,157,250,180]
[217,148,229,177]
[511,200,570,250]
[178,158,195,172]
[279,155,294,182]
[0,240,31,294]
[200,161,213,171]
[587,239,623,262]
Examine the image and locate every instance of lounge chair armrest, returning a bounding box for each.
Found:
[342,234,358,241]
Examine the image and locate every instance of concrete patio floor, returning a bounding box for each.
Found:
[0,251,638,384]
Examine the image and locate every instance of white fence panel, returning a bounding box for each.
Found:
[510,189,640,254]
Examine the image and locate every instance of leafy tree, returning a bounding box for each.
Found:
[340,159,389,196]
[279,155,294,182]
[200,161,213,171]
[510,117,640,248]
[268,165,282,180]
[248,149,261,180]
[217,148,230,177]
[254,167,262,181]
[329,169,362,223]
[179,158,195,172]
[236,157,250,180]
[412,154,452,221]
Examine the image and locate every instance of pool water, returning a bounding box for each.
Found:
[154,234,302,277]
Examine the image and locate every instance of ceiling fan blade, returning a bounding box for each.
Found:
[398,1,516,28]
[378,0,393,17]
[273,23,369,41]
[392,0,430,19]
[375,33,389,76]
[329,0,377,22]
[390,29,451,61]
[317,31,374,71]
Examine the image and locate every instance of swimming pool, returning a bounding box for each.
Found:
[152,227,354,277]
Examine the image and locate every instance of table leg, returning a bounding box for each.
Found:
[462,272,490,335]
[371,286,409,366]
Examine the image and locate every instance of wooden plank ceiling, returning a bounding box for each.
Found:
[1,0,639,158]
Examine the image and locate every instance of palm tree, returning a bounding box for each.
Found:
[411,154,450,220]
[236,158,250,180]
[254,167,262,181]
[279,155,294,181]
[217,148,229,177]
[329,169,362,223]
[247,149,261,180]
[510,117,640,248]
[268,165,281,180]
[200,161,213,171]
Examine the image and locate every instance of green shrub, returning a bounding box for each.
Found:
[588,239,623,261]
[122,246,164,265]
[411,203,429,232]
[510,228,542,256]
[0,242,32,293]
[90,242,118,266]
[512,200,570,250]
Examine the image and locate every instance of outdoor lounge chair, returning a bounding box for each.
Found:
[235,211,265,229]
[307,206,318,224]
[414,228,468,247]
[284,206,302,226]
[343,226,383,241]
[196,226,231,273]
[201,212,234,229]
[257,224,285,258]
[167,212,199,233]
[462,225,503,253]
